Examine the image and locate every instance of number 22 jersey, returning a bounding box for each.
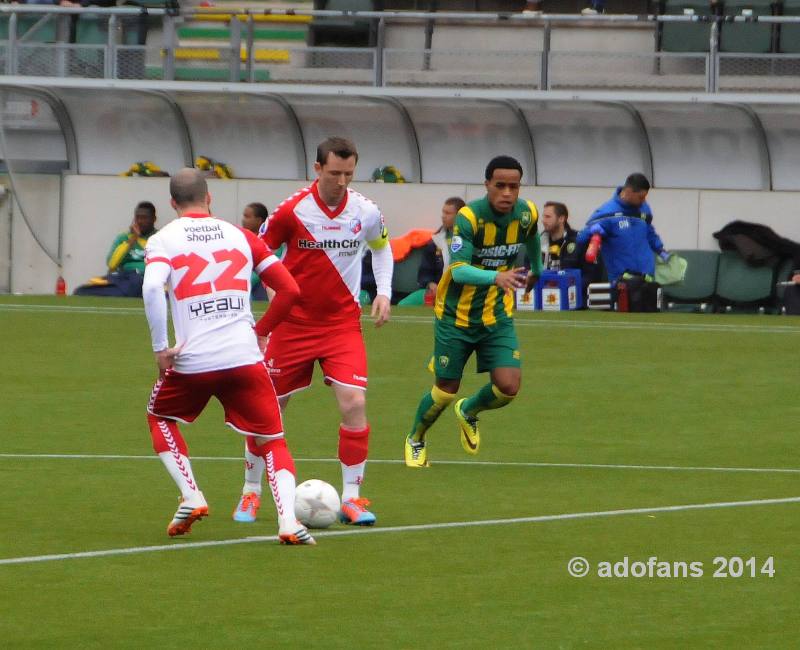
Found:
[144,213,278,374]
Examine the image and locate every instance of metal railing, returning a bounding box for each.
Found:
[3,5,800,91]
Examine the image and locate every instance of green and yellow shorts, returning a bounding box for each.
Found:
[429,318,520,380]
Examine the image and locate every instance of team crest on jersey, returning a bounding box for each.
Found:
[567,242,576,254]
[438,355,449,368]
[349,218,362,235]
[450,236,463,253]
[520,211,532,229]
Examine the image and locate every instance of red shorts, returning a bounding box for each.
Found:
[147,362,283,437]
[264,321,368,397]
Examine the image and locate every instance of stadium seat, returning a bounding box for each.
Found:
[719,0,775,54]
[397,288,427,305]
[712,250,776,310]
[663,249,719,310]
[660,0,714,52]
[779,0,800,52]
[391,246,424,302]
[8,15,60,43]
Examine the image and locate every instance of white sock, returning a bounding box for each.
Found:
[341,461,365,501]
[158,451,201,501]
[265,462,298,530]
[243,443,265,495]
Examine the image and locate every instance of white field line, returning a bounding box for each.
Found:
[2,495,798,566]
[1,453,800,475]
[2,303,799,334]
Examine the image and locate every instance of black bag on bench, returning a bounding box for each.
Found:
[613,272,662,312]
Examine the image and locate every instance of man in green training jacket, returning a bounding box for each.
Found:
[404,155,542,468]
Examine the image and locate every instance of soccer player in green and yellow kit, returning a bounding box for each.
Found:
[404,156,542,467]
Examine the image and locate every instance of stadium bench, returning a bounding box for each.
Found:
[712,249,776,311]
[663,249,719,311]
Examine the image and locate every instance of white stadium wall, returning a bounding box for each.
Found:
[7,174,62,295]
[2,84,800,294]
[13,175,800,296]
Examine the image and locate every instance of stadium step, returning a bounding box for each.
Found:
[168,47,290,63]
[177,26,307,41]
[146,65,272,81]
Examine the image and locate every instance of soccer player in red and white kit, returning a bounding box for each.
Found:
[232,137,393,526]
[143,168,314,544]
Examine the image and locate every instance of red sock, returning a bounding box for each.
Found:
[338,424,370,466]
[247,436,295,476]
[148,413,188,455]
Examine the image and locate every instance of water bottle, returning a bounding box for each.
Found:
[585,234,602,263]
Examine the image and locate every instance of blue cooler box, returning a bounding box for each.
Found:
[533,269,583,311]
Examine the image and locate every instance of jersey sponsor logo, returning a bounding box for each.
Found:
[258,222,268,236]
[349,218,362,235]
[298,238,360,250]
[187,295,247,320]
[481,258,507,268]
[352,374,367,382]
[183,223,224,243]
[450,236,463,253]
[322,224,341,231]
[475,243,522,258]
[618,219,630,230]
[513,350,521,360]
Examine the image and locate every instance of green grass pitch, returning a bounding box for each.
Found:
[1,295,799,648]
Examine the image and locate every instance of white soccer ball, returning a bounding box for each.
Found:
[294,479,341,529]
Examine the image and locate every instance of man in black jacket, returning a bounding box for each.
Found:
[540,201,580,270]
[536,201,603,304]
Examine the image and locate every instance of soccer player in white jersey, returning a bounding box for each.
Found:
[232,137,393,526]
[143,168,314,544]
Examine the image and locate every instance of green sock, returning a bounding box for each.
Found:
[409,386,457,442]
[461,383,514,418]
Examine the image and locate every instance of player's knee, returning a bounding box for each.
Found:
[148,413,188,455]
[435,378,461,395]
[431,384,457,406]
[493,378,520,398]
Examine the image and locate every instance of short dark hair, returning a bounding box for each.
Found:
[316,136,358,166]
[246,202,269,223]
[624,173,651,193]
[544,201,568,220]
[444,197,466,211]
[170,168,208,207]
[135,201,156,215]
[485,155,523,181]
